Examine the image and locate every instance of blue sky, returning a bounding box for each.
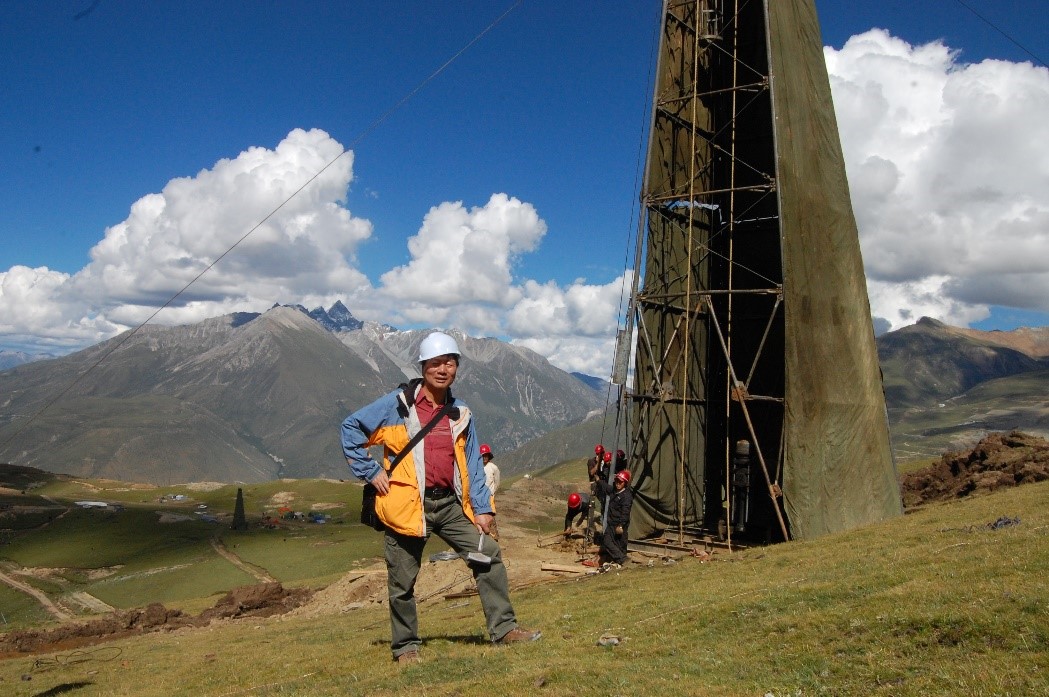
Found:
[1,1,1047,373]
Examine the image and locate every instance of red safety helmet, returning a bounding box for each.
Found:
[603,451,612,463]
[594,444,605,455]
[568,493,581,508]
[479,444,492,456]
[615,469,631,484]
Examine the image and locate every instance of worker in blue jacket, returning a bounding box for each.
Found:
[341,332,540,663]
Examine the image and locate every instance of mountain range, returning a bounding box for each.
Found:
[0,349,55,371]
[2,308,1048,484]
[877,317,1049,459]
[0,303,602,484]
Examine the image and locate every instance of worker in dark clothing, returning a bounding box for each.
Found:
[583,449,612,527]
[592,450,612,486]
[586,444,605,484]
[595,469,633,567]
[563,492,591,535]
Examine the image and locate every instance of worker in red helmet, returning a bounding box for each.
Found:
[563,491,592,536]
[586,449,614,523]
[594,468,634,568]
[586,445,606,484]
[479,443,500,496]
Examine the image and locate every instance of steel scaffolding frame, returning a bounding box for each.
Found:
[623,0,790,544]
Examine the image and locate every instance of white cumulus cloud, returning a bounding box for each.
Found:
[0,265,118,352]
[827,29,1049,329]
[379,193,545,306]
[374,196,631,375]
[1,128,375,341]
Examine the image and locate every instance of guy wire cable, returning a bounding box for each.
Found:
[952,0,1047,68]
[0,1,523,452]
[605,0,662,450]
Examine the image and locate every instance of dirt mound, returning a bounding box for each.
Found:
[901,430,1049,508]
[199,581,312,622]
[0,582,312,656]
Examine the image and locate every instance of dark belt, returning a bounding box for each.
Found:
[424,486,454,500]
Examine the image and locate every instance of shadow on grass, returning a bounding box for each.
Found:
[369,633,494,653]
[32,682,94,696]
[424,634,491,646]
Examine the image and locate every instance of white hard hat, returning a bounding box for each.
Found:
[418,332,461,362]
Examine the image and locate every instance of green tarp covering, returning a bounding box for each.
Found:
[768,0,902,537]
[627,0,901,542]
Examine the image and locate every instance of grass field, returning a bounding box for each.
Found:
[0,584,49,627]
[0,475,390,621]
[222,525,384,583]
[2,479,1045,696]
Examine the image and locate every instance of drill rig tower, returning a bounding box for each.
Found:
[624,0,902,543]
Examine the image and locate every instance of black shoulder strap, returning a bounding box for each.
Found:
[387,399,457,475]
[396,378,424,414]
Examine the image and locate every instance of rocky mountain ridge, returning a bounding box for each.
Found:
[877,316,1049,410]
[3,309,1047,481]
[875,317,1049,459]
[0,304,602,484]
[0,349,56,371]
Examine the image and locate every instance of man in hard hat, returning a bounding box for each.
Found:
[595,469,633,568]
[587,449,614,526]
[341,331,540,663]
[480,443,500,538]
[563,491,591,537]
[480,443,500,497]
[586,444,605,484]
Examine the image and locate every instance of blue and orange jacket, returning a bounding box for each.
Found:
[341,379,494,537]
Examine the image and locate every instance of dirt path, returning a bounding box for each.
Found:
[0,569,72,622]
[66,591,116,614]
[210,537,278,583]
[292,475,602,618]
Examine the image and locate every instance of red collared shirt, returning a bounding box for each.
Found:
[414,392,455,488]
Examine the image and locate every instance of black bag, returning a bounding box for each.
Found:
[360,482,385,531]
[359,399,457,531]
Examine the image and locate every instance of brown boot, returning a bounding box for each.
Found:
[395,649,420,663]
[495,627,542,644]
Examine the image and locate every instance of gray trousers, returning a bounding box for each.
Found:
[385,493,516,657]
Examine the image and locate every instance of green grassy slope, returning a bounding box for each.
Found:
[0,471,388,625]
[2,479,1045,696]
[890,368,1049,461]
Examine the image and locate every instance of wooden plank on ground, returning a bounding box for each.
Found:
[541,562,594,574]
[444,589,479,599]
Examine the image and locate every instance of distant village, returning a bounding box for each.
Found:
[68,493,332,528]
